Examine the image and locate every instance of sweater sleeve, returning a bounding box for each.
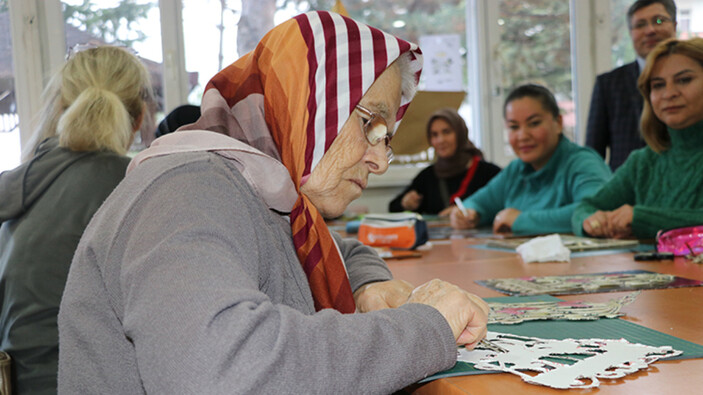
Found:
[632,207,703,239]
[513,150,612,235]
[112,164,457,394]
[332,231,393,292]
[572,153,638,235]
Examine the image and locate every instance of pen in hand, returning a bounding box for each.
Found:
[453,197,468,216]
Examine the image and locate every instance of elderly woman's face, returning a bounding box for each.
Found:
[649,53,703,130]
[506,97,563,171]
[301,63,402,218]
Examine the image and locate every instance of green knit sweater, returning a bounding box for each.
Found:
[572,120,703,238]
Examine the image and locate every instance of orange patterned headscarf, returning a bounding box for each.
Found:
[183,11,422,313]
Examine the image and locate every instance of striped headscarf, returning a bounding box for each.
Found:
[181,11,422,313]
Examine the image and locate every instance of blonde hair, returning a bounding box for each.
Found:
[638,37,703,152]
[22,46,153,161]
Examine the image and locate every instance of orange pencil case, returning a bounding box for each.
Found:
[358,213,428,250]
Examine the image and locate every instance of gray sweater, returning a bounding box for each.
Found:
[58,152,456,394]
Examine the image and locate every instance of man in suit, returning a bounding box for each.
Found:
[586,0,677,171]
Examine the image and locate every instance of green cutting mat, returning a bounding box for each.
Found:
[421,294,703,382]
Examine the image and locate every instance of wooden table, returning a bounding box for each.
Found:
[386,238,703,394]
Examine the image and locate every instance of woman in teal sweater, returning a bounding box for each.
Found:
[450,84,612,235]
[574,38,703,239]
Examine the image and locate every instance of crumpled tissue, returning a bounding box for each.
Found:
[515,234,570,263]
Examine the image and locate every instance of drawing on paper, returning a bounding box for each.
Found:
[488,293,638,324]
[459,331,682,389]
[477,269,703,296]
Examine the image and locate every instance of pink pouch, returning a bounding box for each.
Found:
[656,225,703,256]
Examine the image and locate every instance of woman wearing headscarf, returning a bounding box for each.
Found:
[0,46,152,394]
[574,37,703,239]
[58,11,488,394]
[389,108,501,215]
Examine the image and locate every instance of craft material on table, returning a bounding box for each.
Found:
[515,234,570,263]
[421,295,703,383]
[488,292,638,324]
[486,234,638,252]
[476,269,703,296]
[458,331,681,389]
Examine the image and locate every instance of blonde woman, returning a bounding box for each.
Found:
[574,38,703,239]
[0,45,152,394]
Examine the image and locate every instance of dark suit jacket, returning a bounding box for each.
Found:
[585,61,646,171]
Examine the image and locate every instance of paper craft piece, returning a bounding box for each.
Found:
[515,234,570,262]
[458,331,682,389]
[487,235,638,252]
[488,292,638,324]
[477,269,703,296]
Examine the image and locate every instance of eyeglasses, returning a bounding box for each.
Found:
[355,104,394,163]
[632,15,672,31]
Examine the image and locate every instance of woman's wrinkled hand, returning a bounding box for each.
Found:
[353,280,415,313]
[406,279,489,347]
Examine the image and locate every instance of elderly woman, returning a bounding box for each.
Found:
[389,108,501,215]
[58,12,488,394]
[450,84,612,235]
[0,46,152,394]
[574,37,703,239]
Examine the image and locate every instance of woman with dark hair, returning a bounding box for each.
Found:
[450,84,612,235]
[574,37,703,239]
[389,108,501,215]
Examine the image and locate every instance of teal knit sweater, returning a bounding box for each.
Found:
[461,136,612,235]
[572,120,703,238]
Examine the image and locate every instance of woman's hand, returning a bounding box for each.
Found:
[438,205,455,218]
[353,280,414,312]
[607,204,634,239]
[406,279,489,347]
[450,207,480,229]
[401,190,423,211]
[493,208,521,234]
[583,210,610,237]
[583,205,633,238]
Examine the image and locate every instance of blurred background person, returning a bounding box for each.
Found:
[451,84,611,235]
[576,37,703,239]
[389,108,500,216]
[0,45,152,394]
[586,0,677,171]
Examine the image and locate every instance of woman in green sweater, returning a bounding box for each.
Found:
[574,37,703,239]
[450,84,612,235]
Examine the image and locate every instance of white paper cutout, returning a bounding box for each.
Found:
[458,332,682,389]
[488,292,639,324]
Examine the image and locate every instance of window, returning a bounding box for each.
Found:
[0,7,20,172]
